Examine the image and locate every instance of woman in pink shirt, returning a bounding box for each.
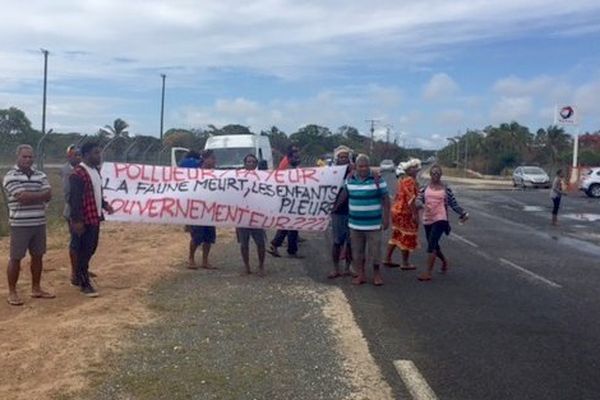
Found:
[417,165,468,281]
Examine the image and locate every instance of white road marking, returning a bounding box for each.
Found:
[394,360,439,400]
[450,233,479,248]
[499,258,562,289]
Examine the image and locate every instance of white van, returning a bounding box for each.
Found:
[170,134,274,169]
[204,134,273,169]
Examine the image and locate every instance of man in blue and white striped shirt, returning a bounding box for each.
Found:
[2,144,54,305]
[334,154,390,286]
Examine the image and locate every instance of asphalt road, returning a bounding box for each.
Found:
[303,171,600,400]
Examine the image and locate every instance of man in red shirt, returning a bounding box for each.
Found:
[69,141,114,297]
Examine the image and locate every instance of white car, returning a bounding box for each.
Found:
[512,166,551,188]
[379,159,395,172]
[580,167,600,198]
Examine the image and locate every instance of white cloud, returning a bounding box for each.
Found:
[176,84,406,134]
[493,75,571,101]
[2,1,600,83]
[422,73,459,101]
[490,96,533,122]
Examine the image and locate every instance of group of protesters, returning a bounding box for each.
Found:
[2,139,469,306]
[326,145,469,286]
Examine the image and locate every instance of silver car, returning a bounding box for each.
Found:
[512,166,551,188]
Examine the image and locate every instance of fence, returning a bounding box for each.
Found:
[0,133,179,236]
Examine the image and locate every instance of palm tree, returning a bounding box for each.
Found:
[99,118,129,138]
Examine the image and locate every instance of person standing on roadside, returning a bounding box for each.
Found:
[188,150,218,269]
[60,144,92,285]
[69,141,114,297]
[383,159,421,270]
[236,154,267,276]
[3,144,54,305]
[268,149,303,258]
[178,150,204,269]
[416,165,468,282]
[551,169,565,226]
[328,145,354,279]
[334,154,389,286]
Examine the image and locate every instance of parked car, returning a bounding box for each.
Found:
[580,167,600,198]
[512,166,551,188]
[379,159,395,172]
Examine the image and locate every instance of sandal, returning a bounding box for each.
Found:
[327,271,342,279]
[30,291,56,299]
[383,262,401,268]
[417,273,432,281]
[400,264,417,271]
[7,294,24,306]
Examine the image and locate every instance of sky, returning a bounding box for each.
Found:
[1,0,600,149]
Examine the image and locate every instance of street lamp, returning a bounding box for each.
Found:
[40,49,49,136]
[160,73,166,141]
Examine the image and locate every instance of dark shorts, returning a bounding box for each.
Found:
[236,228,266,248]
[331,213,350,246]
[190,226,216,245]
[424,220,450,253]
[552,197,561,215]
[9,225,47,260]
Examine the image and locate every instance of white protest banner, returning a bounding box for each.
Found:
[101,162,346,231]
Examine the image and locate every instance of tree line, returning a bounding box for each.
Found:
[437,122,600,175]
[0,107,430,166]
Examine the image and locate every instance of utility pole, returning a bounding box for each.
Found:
[464,135,468,175]
[160,73,166,141]
[385,124,393,143]
[41,49,49,136]
[365,119,380,157]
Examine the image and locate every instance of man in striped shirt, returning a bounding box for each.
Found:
[2,144,54,305]
[334,154,390,286]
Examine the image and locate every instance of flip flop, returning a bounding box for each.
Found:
[31,291,56,299]
[417,274,432,281]
[201,265,218,270]
[400,264,417,270]
[7,296,24,306]
[383,262,401,268]
[327,272,342,279]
